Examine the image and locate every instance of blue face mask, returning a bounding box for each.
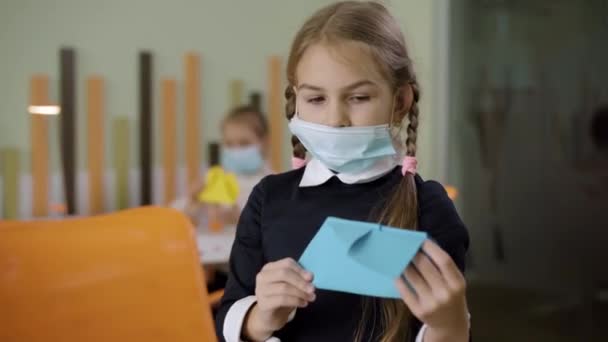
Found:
[288,115,396,174]
[221,145,264,175]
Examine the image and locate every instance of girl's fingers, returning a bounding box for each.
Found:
[264,258,314,281]
[263,294,309,309]
[412,251,450,300]
[258,282,316,302]
[395,277,420,313]
[421,240,466,293]
[403,264,433,301]
[259,258,314,295]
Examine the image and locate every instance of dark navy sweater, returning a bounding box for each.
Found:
[216,166,469,341]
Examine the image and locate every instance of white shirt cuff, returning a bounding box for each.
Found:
[224,296,470,342]
[223,295,296,342]
[415,313,471,342]
[415,324,428,342]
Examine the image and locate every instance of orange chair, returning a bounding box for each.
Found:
[0,207,218,342]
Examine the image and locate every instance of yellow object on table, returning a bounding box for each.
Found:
[197,166,240,206]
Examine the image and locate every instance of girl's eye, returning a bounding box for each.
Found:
[349,95,370,103]
[307,96,325,104]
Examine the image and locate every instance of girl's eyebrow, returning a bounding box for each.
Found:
[342,80,377,91]
[298,80,377,92]
[298,83,324,92]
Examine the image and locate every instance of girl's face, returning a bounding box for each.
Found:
[295,42,396,127]
[222,121,264,149]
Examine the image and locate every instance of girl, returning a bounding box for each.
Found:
[216,2,470,341]
[218,105,274,221]
[172,105,273,225]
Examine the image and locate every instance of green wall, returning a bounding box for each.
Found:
[0,0,446,178]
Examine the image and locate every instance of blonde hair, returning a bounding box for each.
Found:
[284,1,421,340]
[222,105,269,139]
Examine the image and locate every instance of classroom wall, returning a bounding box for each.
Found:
[0,0,447,174]
[0,0,450,215]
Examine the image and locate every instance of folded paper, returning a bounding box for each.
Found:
[299,217,427,298]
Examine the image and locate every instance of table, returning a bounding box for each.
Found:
[196,225,236,265]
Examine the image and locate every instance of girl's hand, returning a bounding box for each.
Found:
[244,258,316,341]
[396,240,469,341]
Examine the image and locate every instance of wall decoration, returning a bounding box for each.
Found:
[161,78,177,205]
[113,117,130,210]
[59,47,77,215]
[5,49,284,219]
[267,56,283,172]
[185,53,201,188]
[87,76,105,214]
[30,75,50,217]
[249,92,261,112]
[230,79,244,107]
[139,51,154,205]
[1,148,19,219]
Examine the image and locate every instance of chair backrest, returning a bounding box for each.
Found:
[0,207,217,342]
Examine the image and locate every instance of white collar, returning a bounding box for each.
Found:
[299,156,400,187]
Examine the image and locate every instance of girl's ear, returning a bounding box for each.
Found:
[393,84,414,125]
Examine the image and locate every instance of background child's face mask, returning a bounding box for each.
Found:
[221,145,264,175]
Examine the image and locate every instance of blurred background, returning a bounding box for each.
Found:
[1,0,607,340]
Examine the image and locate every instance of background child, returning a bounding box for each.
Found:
[172,105,273,225]
[219,105,274,219]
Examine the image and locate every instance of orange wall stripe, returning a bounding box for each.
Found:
[185,53,201,187]
[30,75,50,217]
[87,76,105,214]
[161,78,177,205]
[267,56,283,172]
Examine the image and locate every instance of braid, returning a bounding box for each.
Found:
[405,81,420,157]
[285,85,307,159]
[376,79,421,230]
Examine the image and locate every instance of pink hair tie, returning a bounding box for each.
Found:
[401,156,417,176]
[291,157,307,169]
